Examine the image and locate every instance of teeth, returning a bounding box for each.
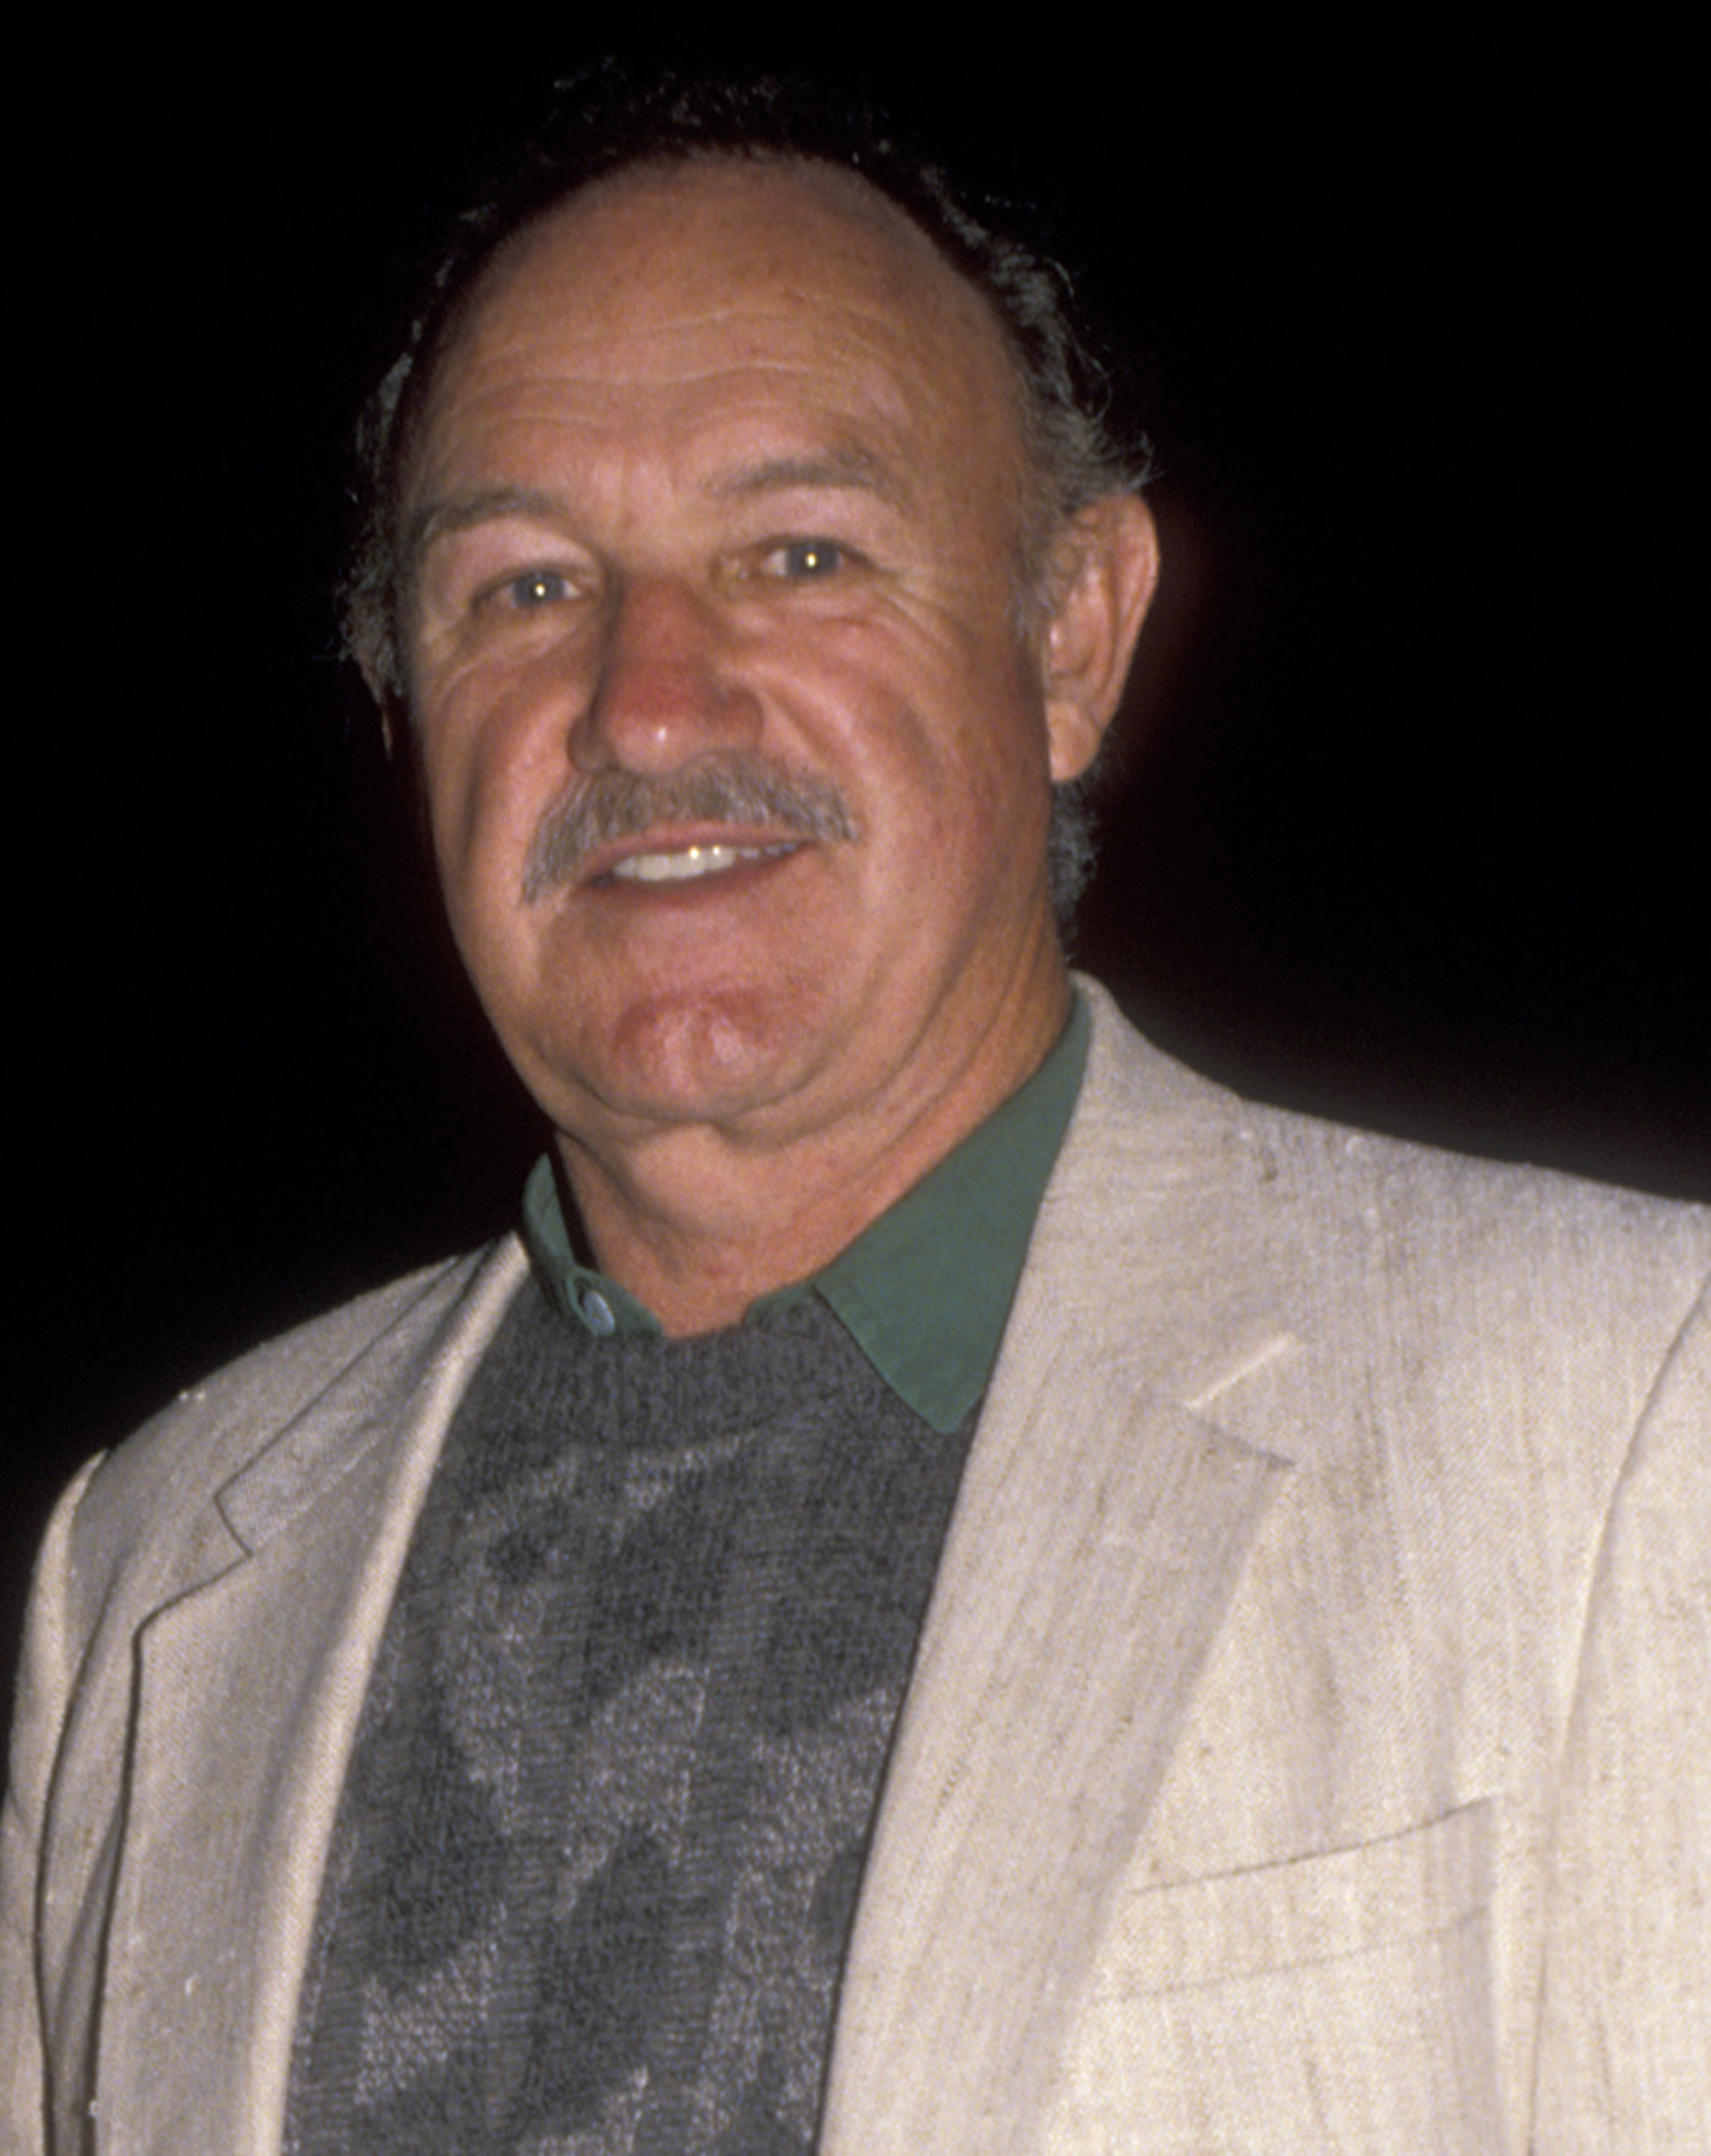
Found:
[609,842,795,885]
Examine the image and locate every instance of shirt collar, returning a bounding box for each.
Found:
[522,992,1089,1434]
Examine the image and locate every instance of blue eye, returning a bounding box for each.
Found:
[775,540,843,579]
[505,569,571,608]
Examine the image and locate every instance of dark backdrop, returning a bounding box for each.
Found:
[7,9,1705,1697]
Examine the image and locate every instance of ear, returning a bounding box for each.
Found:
[1038,494,1161,783]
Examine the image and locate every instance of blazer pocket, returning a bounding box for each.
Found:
[1097,1797,1493,1994]
[1046,1804,1507,2156]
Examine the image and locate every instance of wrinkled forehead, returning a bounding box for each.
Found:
[404,155,1032,499]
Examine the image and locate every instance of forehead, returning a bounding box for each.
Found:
[407,157,1028,505]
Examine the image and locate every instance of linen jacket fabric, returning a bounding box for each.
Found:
[4,978,1707,2155]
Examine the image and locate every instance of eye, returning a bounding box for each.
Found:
[498,568,572,610]
[763,538,846,581]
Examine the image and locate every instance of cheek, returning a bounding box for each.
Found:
[418,677,568,908]
[899,649,1054,857]
[806,606,1044,793]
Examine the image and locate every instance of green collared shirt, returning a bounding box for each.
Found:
[522,994,1089,1434]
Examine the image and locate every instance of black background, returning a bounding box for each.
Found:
[6,8,1705,1694]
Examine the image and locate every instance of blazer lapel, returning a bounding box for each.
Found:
[821,1350,1286,2156]
[822,985,1300,2155]
[95,1241,527,2156]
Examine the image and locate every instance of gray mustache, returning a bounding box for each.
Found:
[522,758,857,900]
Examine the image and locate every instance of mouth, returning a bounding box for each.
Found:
[521,757,857,904]
[605,839,802,885]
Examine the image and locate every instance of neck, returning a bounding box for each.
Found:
[554,972,1073,1335]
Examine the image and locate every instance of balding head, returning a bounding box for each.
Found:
[345,71,1153,717]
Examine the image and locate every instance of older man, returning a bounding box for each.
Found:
[4,75,1707,2156]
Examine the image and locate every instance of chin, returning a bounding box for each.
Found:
[558,982,832,1129]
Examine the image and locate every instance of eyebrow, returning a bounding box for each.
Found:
[405,444,907,571]
[708,445,907,508]
[405,486,570,571]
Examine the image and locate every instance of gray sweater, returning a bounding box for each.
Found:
[284,1282,978,2156]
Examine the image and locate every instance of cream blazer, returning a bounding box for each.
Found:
[5,980,1708,2155]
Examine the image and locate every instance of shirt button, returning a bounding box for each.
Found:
[582,1290,617,1337]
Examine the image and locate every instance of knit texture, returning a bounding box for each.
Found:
[283,1283,979,2155]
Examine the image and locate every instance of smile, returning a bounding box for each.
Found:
[607,841,801,885]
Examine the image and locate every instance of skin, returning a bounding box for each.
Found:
[402,158,1159,1331]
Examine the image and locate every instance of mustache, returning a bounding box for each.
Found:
[521,757,857,901]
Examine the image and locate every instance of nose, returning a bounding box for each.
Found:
[571,576,761,775]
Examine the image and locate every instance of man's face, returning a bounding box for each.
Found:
[402,160,1110,1171]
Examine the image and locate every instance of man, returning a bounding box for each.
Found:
[4,73,1707,2156]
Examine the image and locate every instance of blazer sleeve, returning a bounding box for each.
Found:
[2,1455,105,2156]
[1530,1284,1711,2152]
